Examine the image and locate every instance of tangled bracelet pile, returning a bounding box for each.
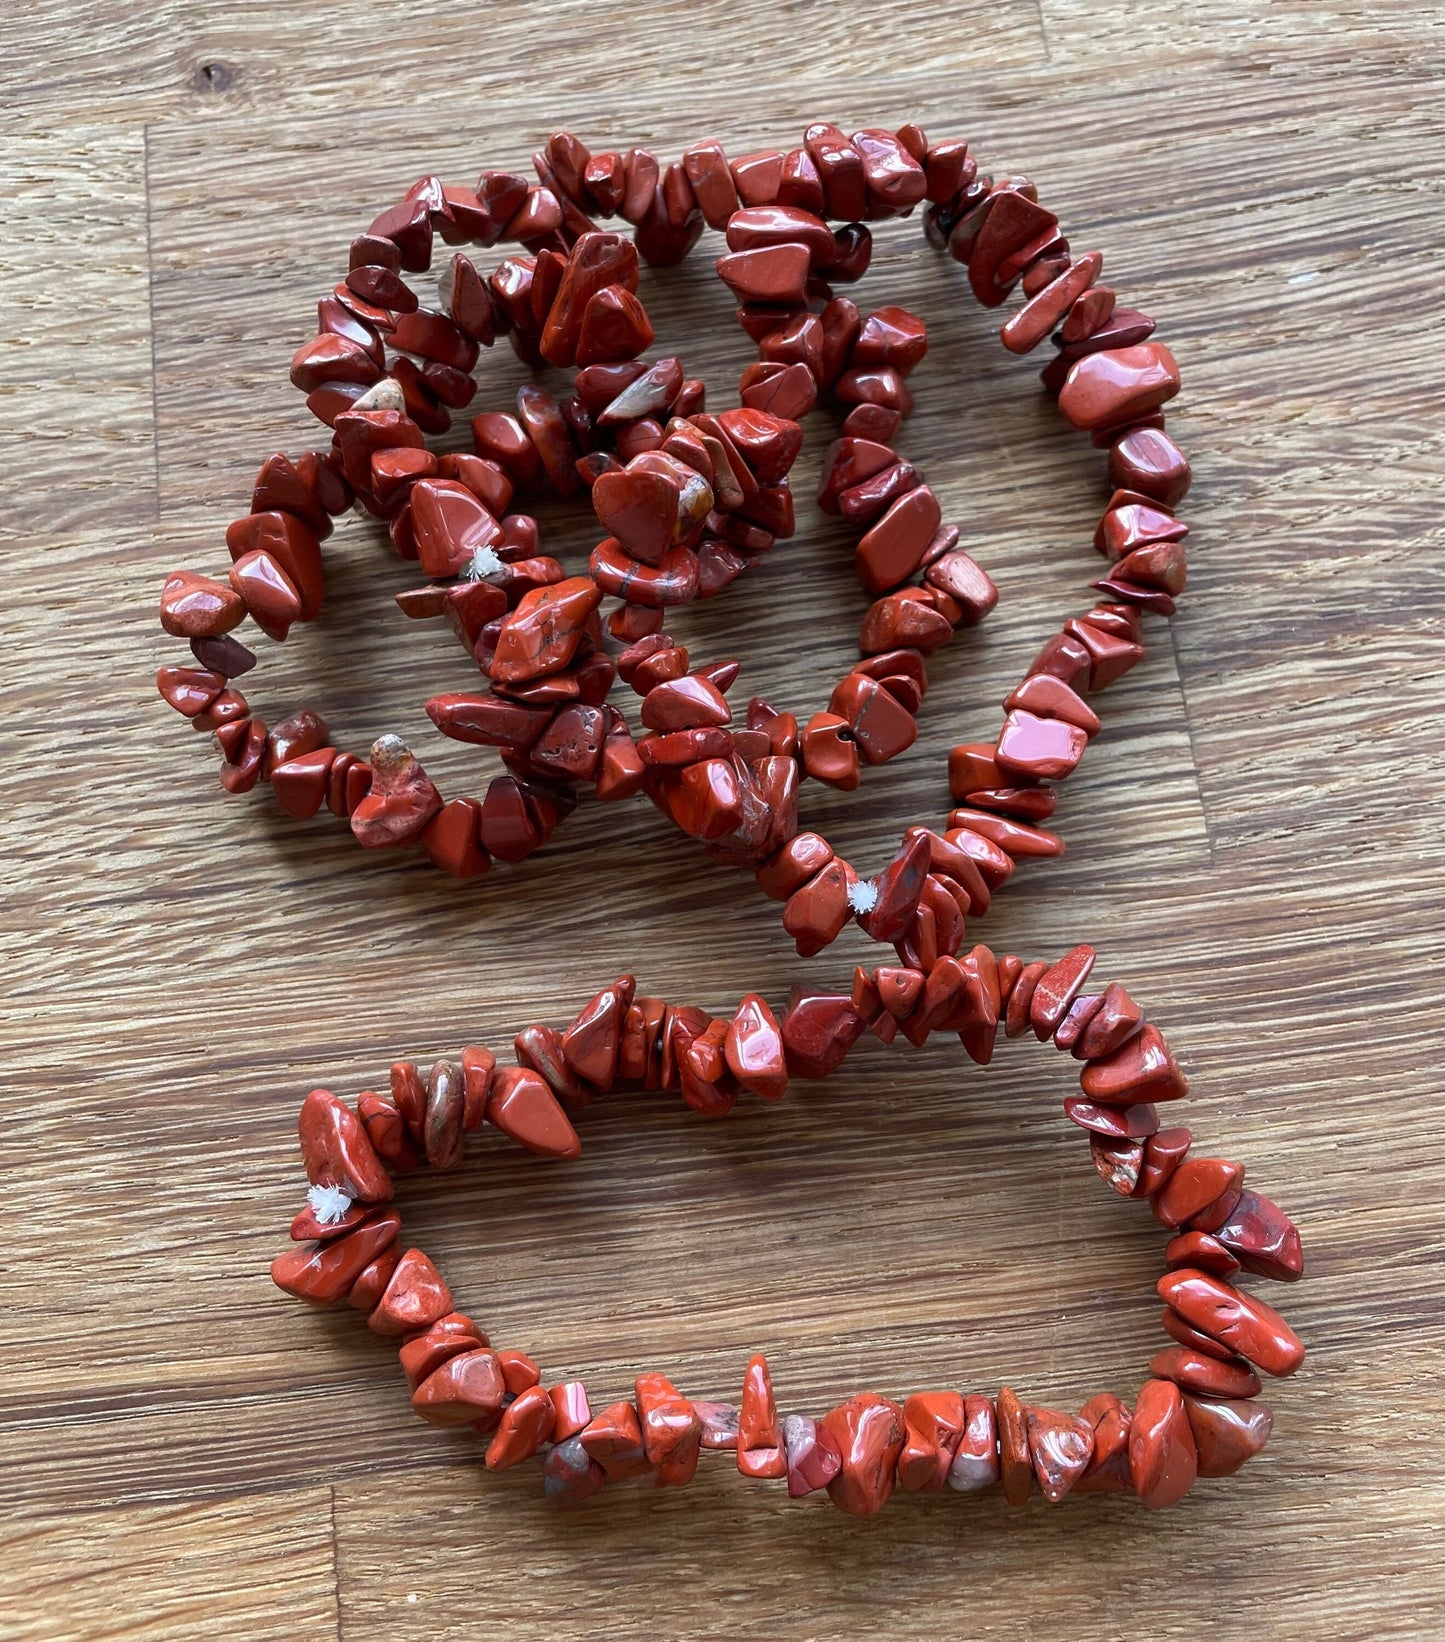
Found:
[272,946,1303,1514]
[155,121,1189,968]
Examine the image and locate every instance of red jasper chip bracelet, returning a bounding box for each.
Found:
[157,124,1190,968]
[272,943,1304,1514]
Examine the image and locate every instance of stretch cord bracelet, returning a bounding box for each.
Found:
[156,125,1191,968]
[272,942,1304,1514]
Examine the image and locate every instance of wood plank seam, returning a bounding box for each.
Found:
[328,1483,345,1642]
[1167,619,1218,866]
[142,120,163,520]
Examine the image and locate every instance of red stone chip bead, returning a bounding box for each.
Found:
[737,1353,787,1479]
[272,950,1303,1514]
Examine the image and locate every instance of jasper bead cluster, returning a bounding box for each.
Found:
[273,945,1303,1514]
[156,122,1191,965]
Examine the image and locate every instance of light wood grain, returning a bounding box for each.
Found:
[3,2,1444,1638]
[0,1494,339,1641]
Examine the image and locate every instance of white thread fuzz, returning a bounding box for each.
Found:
[306,1183,355,1225]
[847,878,880,914]
[464,544,505,581]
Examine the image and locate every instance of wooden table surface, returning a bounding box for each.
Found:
[4,2,1443,1637]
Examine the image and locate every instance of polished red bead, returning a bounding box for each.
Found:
[1158,1269,1306,1377]
[576,285,653,366]
[1140,1127,1193,1199]
[590,537,701,607]
[418,797,488,878]
[408,478,501,578]
[1129,1378,1197,1509]
[1065,1097,1158,1139]
[726,204,835,266]
[226,552,300,642]
[1149,1345,1261,1399]
[298,1089,392,1203]
[356,1093,415,1171]
[560,976,633,1091]
[946,1394,999,1492]
[829,671,917,765]
[924,549,997,622]
[270,1209,400,1305]
[804,122,867,219]
[1004,672,1100,736]
[714,408,803,485]
[1165,1229,1241,1277]
[538,231,639,367]
[1029,945,1097,1041]
[485,1066,581,1159]
[996,708,1088,782]
[160,571,246,638]
[1184,1395,1273,1477]
[549,1381,592,1441]
[580,1399,651,1481]
[1081,1023,1188,1104]
[398,1313,485,1391]
[851,128,927,213]
[783,1414,841,1497]
[1154,1156,1245,1230]
[640,673,731,731]
[1026,1404,1094,1501]
[996,1385,1033,1504]
[855,486,942,594]
[350,736,441,848]
[756,832,834,900]
[858,832,931,944]
[369,1247,452,1336]
[157,664,224,720]
[716,243,811,304]
[783,860,852,956]
[491,577,602,683]
[412,1346,505,1427]
[818,1393,906,1516]
[543,1437,606,1504]
[818,437,897,514]
[593,457,711,565]
[1002,251,1102,354]
[486,1383,556,1470]
[860,590,953,654]
[737,1352,786,1479]
[1076,981,1144,1059]
[898,1391,966,1491]
[780,988,863,1079]
[636,1371,701,1487]
[730,150,784,206]
[964,188,1059,306]
[852,304,928,373]
[1213,1190,1305,1282]
[226,509,326,621]
[1109,425,1191,506]
[1074,1392,1133,1494]
[1058,342,1181,432]
[725,994,788,1100]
